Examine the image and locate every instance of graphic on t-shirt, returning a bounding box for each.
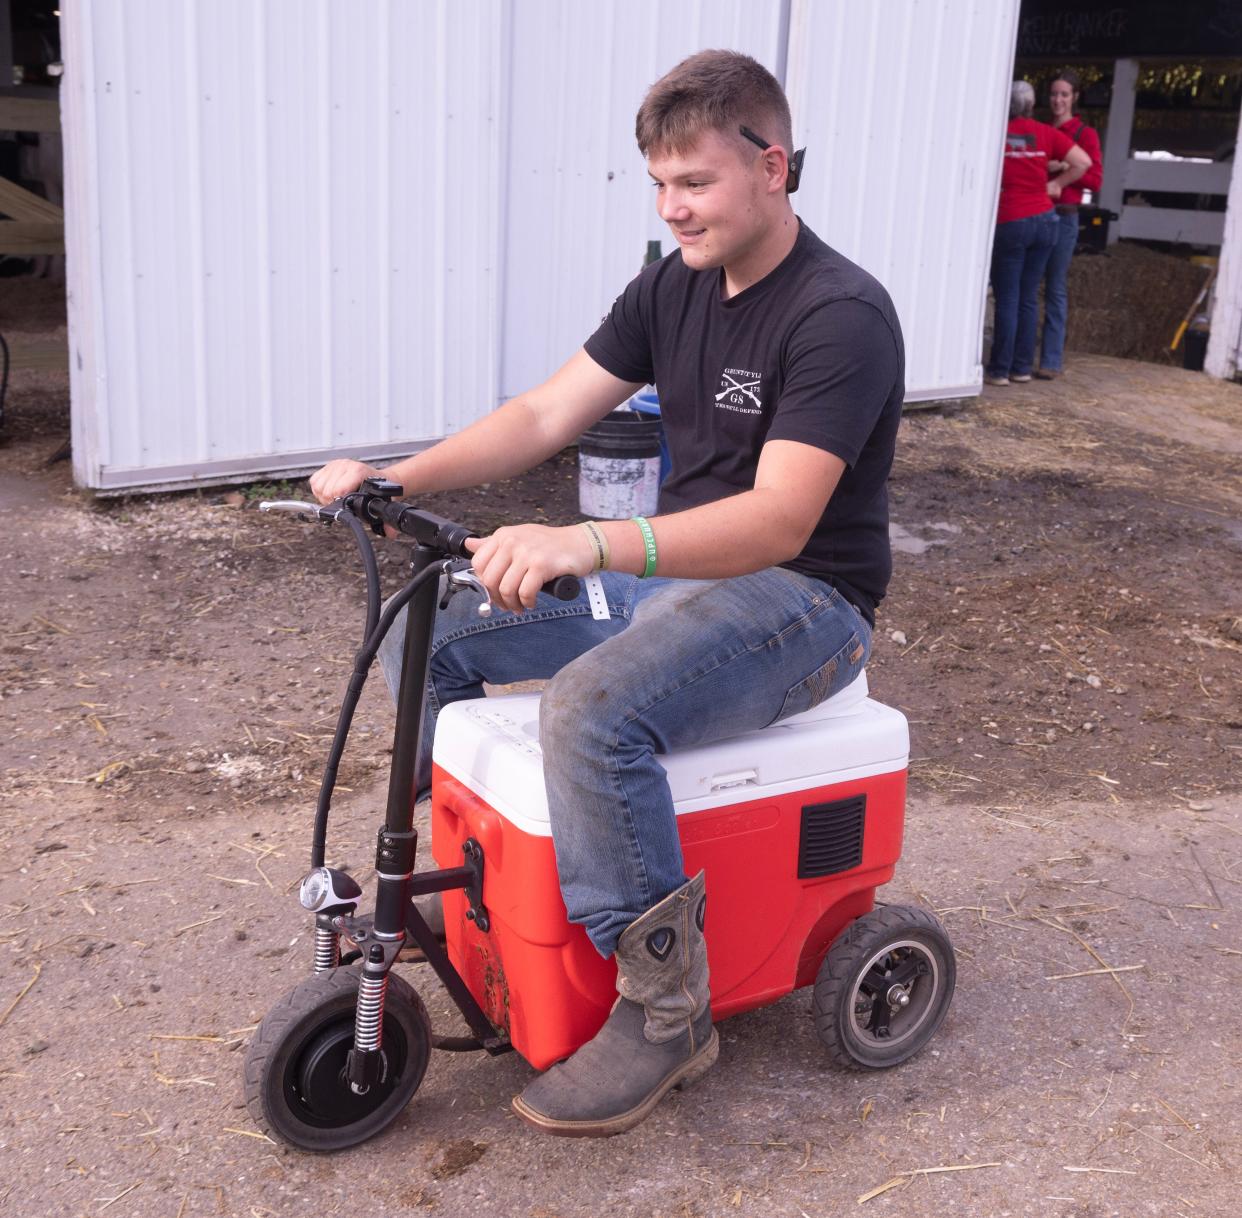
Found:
[716,367,763,415]
[1005,133,1041,157]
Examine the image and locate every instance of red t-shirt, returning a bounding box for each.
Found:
[998,117,1075,224]
[1053,115,1103,206]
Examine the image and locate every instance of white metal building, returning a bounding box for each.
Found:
[60,0,1020,493]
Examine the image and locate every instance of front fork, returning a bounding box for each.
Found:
[328,831,494,1089]
[312,543,502,1091]
[345,826,419,1091]
[337,541,441,1092]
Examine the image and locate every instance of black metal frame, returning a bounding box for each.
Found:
[294,482,578,1084]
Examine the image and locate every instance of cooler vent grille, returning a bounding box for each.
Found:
[797,796,866,878]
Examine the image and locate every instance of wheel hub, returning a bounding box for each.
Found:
[886,984,911,1008]
[849,939,940,1049]
[288,1018,405,1127]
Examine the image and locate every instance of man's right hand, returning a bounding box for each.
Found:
[309,459,392,505]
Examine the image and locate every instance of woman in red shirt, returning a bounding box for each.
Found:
[1037,70,1104,379]
[987,81,1089,386]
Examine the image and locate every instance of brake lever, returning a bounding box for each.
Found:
[258,499,340,522]
[438,561,580,617]
[441,565,493,618]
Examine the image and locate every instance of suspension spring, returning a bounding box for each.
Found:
[313,925,340,974]
[354,971,387,1053]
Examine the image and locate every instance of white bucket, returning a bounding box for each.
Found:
[577,411,664,518]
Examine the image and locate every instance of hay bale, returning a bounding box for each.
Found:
[1065,241,1211,364]
[0,277,66,334]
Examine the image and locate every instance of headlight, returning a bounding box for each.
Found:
[298,866,362,913]
[299,867,331,911]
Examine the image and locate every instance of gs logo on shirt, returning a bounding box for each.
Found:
[715,366,763,415]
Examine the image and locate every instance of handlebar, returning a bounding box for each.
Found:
[258,489,581,602]
[259,481,579,874]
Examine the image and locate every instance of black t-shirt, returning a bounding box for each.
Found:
[583,220,904,625]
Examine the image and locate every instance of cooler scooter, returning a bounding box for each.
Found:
[243,479,956,1151]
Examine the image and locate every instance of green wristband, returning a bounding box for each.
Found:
[633,516,657,578]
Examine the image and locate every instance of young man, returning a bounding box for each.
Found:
[310,49,904,1137]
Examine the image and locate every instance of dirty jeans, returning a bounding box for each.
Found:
[378,568,871,956]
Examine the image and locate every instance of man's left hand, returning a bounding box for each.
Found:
[465,524,595,613]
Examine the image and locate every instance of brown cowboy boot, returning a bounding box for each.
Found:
[511,871,718,1137]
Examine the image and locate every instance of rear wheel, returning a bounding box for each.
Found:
[813,905,955,1069]
[244,966,431,1151]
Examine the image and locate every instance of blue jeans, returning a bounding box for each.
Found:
[987,210,1059,379]
[379,568,871,956]
[1039,209,1078,373]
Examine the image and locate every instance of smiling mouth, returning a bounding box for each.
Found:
[674,228,706,244]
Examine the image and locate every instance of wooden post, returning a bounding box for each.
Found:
[1099,57,1138,246]
[1204,103,1242,380]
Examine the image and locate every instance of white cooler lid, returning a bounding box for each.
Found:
[433,672,908,836]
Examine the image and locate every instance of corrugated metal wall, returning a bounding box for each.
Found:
[65,0,507,490]
[498,0,787,399]
[785,0,1018,401]
[63,0,1018,491]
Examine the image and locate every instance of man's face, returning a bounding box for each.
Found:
[646,129,768,272]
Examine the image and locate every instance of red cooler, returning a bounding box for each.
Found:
[430,672,908,1070]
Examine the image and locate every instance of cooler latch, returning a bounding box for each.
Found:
[461,838,490,932]
[710,768,758,792]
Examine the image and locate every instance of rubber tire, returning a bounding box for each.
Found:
[243,966,431,1151]
[813,904,955,1070]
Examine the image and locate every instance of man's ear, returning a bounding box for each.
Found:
[764,146,790,194]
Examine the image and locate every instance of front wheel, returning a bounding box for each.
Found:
[244,966,432,1151]
[813,905,955,1069]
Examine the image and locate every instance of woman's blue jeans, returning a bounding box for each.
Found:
[378,567,871,956]
[1039,209,1079,373]
[987,210,1059,379]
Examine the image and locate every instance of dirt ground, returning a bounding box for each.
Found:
[1,282,1239,1217]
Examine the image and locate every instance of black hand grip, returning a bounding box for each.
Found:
[341,494,583,592]
[373,503,475,554]
[432,520,476,557]
[543,575,581,601]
